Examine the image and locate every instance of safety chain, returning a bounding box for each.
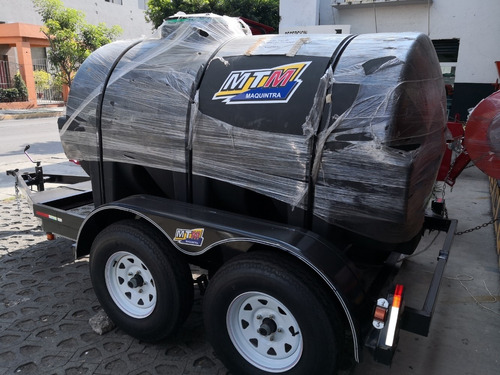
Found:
[15,179,21,211]
[439,187,498,236]
[455,217,499,236]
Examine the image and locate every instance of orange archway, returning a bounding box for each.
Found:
[0,23,49,106]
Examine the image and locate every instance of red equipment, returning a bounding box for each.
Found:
[438,91,500,185]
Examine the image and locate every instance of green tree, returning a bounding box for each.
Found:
[220,0,279,31]
[34,70,51,92]
[32,0,122,87]
[145,0,279,32]
[13,72,28,101]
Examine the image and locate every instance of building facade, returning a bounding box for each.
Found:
[0,0,152,39]
[280,0,500,119]
[0,0,152,107]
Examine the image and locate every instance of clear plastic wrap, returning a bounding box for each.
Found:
[62,15,249,172]
[312,34,447,242]
[62,23,446,245]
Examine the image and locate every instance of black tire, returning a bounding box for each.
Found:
[89,219,193,342]
[203,251,343,375]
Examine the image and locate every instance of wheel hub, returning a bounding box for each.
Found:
[258,317,277,337]
[226,291,303,372]
[127,273,145,288]
[104,251,157,319]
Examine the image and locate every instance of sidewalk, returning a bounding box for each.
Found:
[0,106,65,121]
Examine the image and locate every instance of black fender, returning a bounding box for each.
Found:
[76,194,368,362]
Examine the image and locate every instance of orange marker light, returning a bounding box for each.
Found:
[393,284,404,308]
[374,305,387,322]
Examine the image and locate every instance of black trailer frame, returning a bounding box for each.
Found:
[6,167,457,366]
[366,215,457,365]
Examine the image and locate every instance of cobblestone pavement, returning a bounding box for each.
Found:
[2,166,499,375]
[0,198,229,375]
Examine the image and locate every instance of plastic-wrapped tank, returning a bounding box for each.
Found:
[60,15,446,250]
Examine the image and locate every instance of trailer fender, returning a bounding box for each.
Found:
[76,194,368,362]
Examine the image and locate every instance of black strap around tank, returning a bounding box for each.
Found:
[304,34,358,229]
[184,33,243,204]
[95,39,142,205]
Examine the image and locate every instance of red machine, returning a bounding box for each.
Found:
[438,90,500,185]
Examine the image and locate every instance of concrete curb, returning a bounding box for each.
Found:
[0,107,65,121]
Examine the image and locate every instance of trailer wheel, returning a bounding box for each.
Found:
[89,219,193,342]
[203,251,342,375]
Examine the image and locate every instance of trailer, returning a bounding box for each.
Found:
[7,15,460,374]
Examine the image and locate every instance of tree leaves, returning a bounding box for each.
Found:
[144,0,279,31]
[32,0,122,87]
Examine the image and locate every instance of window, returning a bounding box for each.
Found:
[138,0,147,10]
[432,39,460,116]
[432,39,460,63]
[105,0,123,5]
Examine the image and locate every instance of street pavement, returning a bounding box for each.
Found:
[0,197,229,375]
[0,112,499,374]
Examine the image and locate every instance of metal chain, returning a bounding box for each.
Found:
[435,180,498,236]
[15,179,21,211]
[455,217,499,236]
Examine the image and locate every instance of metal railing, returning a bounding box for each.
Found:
[32,58,63,104]
[0,60,13,89]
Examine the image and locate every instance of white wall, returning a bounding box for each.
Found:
[280,0,500,84]
[428,0,500,84]
[279,0,320,31]
[0,0,153,39]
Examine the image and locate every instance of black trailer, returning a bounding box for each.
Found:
[7,163,456,372]
[7,15,456,374]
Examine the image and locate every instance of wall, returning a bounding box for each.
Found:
[280,0,320,30]
[330,0,500,84]
[0,0,153,39]
[280,0,500,118]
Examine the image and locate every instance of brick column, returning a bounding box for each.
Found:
[15,41,37,105]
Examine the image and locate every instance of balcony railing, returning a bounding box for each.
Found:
[333,0,432,9]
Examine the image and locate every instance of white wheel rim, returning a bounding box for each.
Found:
[105,251,157,319]
[226,292,303,373]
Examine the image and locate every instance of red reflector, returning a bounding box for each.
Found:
[36,211,49,218]
[47,233,55,240]
[393,284,404,308]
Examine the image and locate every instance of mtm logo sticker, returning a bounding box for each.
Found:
[174,228,205,247]
[213,62,311,104]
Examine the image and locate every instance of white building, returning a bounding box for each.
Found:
[0,0,153,39]
[0,0,153,106]
[280,0,500,119]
